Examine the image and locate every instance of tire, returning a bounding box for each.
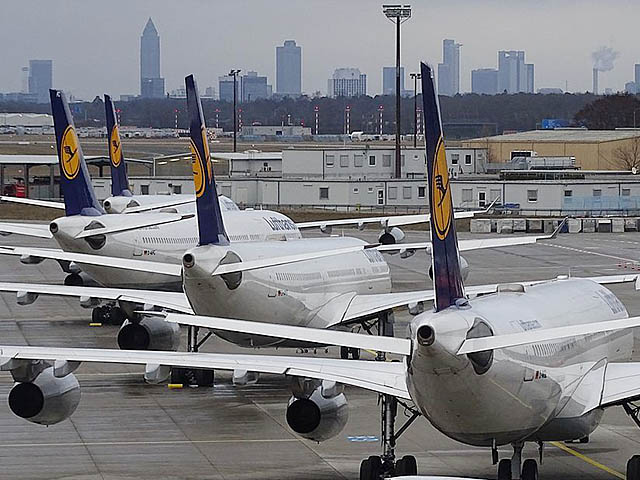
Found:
[359,456,381,480]
[64,273,83,286]
[522,459,538,480]
[579,435,590,444]
[395,455,417,476]
[627,455,640,480]
[350,347,361,360]
[497,459,512,480]
[340,346,349,360]
[108,306,126,325]
[91,307,102,323]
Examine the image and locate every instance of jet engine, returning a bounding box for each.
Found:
[8,366,80,426]
[378,227,405,245]
[429,255,469,281]
[286,379,348,442]
[117,317,180,351]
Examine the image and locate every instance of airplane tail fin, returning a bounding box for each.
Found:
[185,75,229,246]
[421,62,465,311]
[104,94,132,197]
[49,89,104,216]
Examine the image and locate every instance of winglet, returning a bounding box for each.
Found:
[421,63,465,312]
[49,89,104,217]
[104,94,132,197]
[549,217,568,239]
[185,75,229,246]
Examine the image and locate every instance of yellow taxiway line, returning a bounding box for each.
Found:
[551,441,625,479]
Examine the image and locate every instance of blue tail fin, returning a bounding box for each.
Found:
[185,75,229,246]
[49,89,104,217]
[104,94,132,197]
[420,63,465,311]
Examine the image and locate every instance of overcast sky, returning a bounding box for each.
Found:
[2,0,639,100]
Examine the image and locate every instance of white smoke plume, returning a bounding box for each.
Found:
[592,46,619,72]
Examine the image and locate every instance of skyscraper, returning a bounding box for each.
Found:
[241,71,272,101]
[28,60,52,103]
[437,39,461,96]
[635,64,640,88]
[471,68,498,95]
[382,66,404,95]
[498,50,534,94]
[218,76,239,102]
[140,18,165,98]
[276,40,301,96]
[327,68,367,97]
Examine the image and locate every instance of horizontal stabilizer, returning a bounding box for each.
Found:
[74,213,194,239]
[123,198,194,213]
[0,222,52,238]
[164,313,412,355]
[0,196,65,209]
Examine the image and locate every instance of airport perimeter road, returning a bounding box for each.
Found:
[0,232,640,479]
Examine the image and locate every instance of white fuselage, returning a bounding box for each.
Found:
[182,237,391,347]
[51,209,302,290]
[407,278,633,446]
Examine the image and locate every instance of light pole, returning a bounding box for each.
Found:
[314,106,319,135]
[378,105,384,135]
[345,105,351,135]
[228,69,241,152]
[410,72,421,148]
[215,108,220,129]
[383,4,411,179]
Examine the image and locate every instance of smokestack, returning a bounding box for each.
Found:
[593,68,599,95]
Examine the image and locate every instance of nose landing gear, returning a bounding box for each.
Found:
[497,443,538,480]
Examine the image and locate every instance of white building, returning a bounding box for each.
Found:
[327,68,367,97]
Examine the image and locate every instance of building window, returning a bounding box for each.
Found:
[367,187,374,193]
[490,189,501,202]
[418,186,426,198]
[325,155,334,167]
[388,187,397,200]
[140,185,149,195]
[465,154,472,165]
[451,153,459,165]
[593,189,602,197]
[462,188,473,203]
[173,185,182,194]
[369,155,376,166]
[403,186,412,199]
[383,154,392,167]
[340,154,349,167]
[353,187,359,194]
[319,187,329,200]
[564,190,573,197]
[354,154,364,167]
[401,155,405,166]
[622,188,631,196]
[527,189,538,202]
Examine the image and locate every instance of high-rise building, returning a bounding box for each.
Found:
[218,76,239,102]
[497,50,534,94]
[21,67,29,94]
[635,64,640,88]
[140,18,165,98]
[327,68,367,97]
[276,40,301,96]
[438,39,461,96]
[28,60,52,103]
[471,68,498,95]
[382,66,404,95]
[241,71,272,101]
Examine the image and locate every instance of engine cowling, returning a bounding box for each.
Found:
[8,367,80,426]
[117,317,181,351]
[379,227,405,245]
[428,255,469,282]
[286,382,348,442]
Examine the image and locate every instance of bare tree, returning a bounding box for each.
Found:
[612,136,640,171]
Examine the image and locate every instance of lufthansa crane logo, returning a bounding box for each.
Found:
[432,136,452,240]
[60,125,81,180]
[201,126,212,183]
[190,126,212,199]
[110,125,122,168]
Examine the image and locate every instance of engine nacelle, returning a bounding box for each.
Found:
[8,367,80,426]
[429,255,469,282]
[379,227,405,245]
[286,382,348,442]
[117,317,181,351]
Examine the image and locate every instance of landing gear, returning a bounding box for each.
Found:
[64,273,83,286]
[91,305,126,325]
[497,443,538,480]
[522,459,538,480]
[497,459,511,480]
[340,346,360,360]
[395,455,418,476]
[622,402,640,479]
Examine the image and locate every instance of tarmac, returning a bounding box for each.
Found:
[1,229,640,479]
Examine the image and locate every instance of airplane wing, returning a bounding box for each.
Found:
[0,345,410,398]
[122,198,195,213]
[600,362,640,407]
[0,222,53,238]
[0,282,193,314]
[0,196,65,209]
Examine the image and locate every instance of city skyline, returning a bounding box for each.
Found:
[1,1,639,99]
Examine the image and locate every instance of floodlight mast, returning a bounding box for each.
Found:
[383,4,411,179]
[228,69,241,152]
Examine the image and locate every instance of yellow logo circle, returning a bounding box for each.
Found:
[432,137,452,240]
[60,126,81,180]
[191,139,205,198]
[110,125,122,168]
[201,127,212,183]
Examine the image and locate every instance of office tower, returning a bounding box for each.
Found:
[498,50,534,93]
[382,66,405,95]
[437,39,461,96]
[471,68,498,95]
[140,18,165,98]
[28,60,52,103]
[276,40,301,96]
[241,71,272,101]
[327,68,367,97]
[21,67,29,94]
[219,76,239,102]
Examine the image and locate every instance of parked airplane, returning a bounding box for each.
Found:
[4,65,640,480]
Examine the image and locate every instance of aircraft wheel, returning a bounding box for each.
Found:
[64,273,83,286]
[579,435,590,444]
[106,306,126,325]
[522,459,538,480]
[497,459,512,480]
[340,346,349,359]
[359,455,381,480]
[627,455,640,480]
[350,347,360,360]
[91,307,104,323]
[395,455,417,475]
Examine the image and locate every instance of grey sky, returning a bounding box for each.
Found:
[1,0,639,100]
